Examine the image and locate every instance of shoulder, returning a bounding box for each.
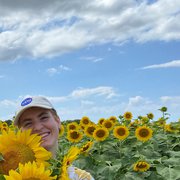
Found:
[68,166,94,180]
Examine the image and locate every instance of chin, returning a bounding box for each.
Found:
[41,141,50,150]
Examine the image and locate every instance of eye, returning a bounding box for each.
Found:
[23,122,32,128]
[40,116,49,121]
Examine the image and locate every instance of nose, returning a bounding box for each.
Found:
[32,122,43,132]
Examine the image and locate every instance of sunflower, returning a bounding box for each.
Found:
[147,113,154,120]
[164,124,174,132]
[59,124,65,137]
[102,119,114,131]
[113,126,129,140]
[84,124,96,138]
[108,116,118,124]
[129,119,140,128]
[0,126,9,132]
[133,161,150,172]
[141,116,149,124]
[97,118,106,125]
[67,122,79,131]
[2,122,8,128]
[156,118,166,127]
[135,126,153,142]
[0,129,51,175]
[0,122,9,132]
[80,141,94,154]
[80,125,86,131]
[4,161,56,180]
[80,116,91,127]
[123,112,133,121]
[60,147,80,180]
[67,130,83,143]
[93,127,109,141]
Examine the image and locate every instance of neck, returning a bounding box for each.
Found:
[47,142,58,158]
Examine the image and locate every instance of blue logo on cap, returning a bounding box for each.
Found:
[21,98,32,106]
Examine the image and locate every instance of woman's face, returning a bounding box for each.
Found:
[19,107,60,153]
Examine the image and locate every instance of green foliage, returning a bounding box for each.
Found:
[60,107,180,180]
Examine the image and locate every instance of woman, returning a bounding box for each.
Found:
[14,96,94,180]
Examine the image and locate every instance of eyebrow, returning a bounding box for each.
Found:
[20,118,32,126]
[38,111,49,118]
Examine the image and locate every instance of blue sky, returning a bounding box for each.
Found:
[0,0,180,123]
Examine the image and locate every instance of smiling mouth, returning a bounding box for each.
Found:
[39,132,50,141]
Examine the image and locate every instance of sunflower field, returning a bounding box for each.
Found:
[0,107,180,180]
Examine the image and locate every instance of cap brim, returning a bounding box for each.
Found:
[14,104,52,126]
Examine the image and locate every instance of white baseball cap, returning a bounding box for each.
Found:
[14,96,54,126]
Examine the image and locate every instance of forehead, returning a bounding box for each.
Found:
[19,107,50,122]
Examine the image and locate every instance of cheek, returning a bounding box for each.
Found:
[20,127,29,131]
[48,121,60,132]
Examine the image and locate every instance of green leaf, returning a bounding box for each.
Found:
[156,165,180,180]
[166,150,180,157]
[146,171,164,180]
[0,153,4,161]
[162,157,180,166]
[0,174,5,180]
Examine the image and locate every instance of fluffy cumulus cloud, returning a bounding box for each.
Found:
[0,0,180,61]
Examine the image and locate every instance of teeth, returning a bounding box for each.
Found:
[39,132,49,138]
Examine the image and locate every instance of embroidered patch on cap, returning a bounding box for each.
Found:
[21,97,32,106]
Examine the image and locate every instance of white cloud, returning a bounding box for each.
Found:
[1,91,180,122]
[81,56,103,62]
[126,96,144,107]
[123,96,161,118]
[81,100,94,106]
[141,60,180,69]
[0,0,180,61]
[46,68,58,76]
[46,65,71,76]
[0,99,17,107]
[160,96,180,105]
[70,86,118,99]
[59,65,71,71]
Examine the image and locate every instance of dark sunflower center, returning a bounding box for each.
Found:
[137,163,147,169]
[117,128,126,136]
[0,144,35,175]
[99,120,104,125]
[110,118,116,123]
[82,144,90,152]
[83,119,89,124]
[139,129,149,137]
[24,178,40,180]
[96,130,105,138]
[148,114,153,119]
[125,114,131,119]
[87,127,95,135]
[104,122,112,128]
[69,125,76,130]
[70,131,80,139]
